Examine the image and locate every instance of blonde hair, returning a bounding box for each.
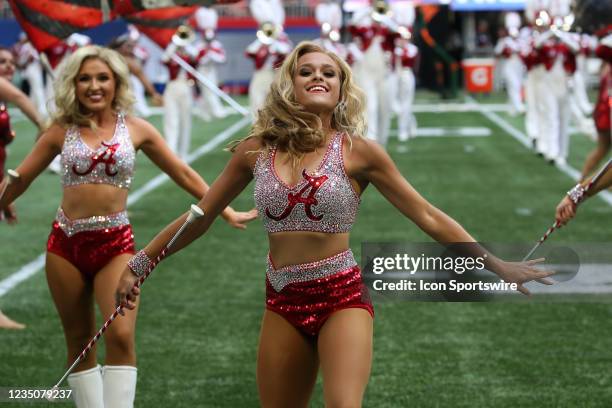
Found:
[49,45,135,129]
[235,41,366,162]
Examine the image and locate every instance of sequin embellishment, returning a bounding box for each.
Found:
[61,112,135,189]
[253,132,360,234]
[266,249,358,292]
[55,207,130,237]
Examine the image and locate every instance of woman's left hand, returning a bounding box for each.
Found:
[493,258,555,296]
[224,208,258,230]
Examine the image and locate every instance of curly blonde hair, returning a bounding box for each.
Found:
[49,45,134,129]
[235,41,366,162]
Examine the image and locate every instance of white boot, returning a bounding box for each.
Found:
[67,365,104,408]
[102,365,137,408]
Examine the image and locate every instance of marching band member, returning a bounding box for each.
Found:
[535,0,579,165]
[14,34,47,117]
[161,30,198,159]
[194,6,229,120]
[523,0,556,153]
[495,12,526,116]
[349,0,398,146]
[109,28,163,118]
[314,1,347,60]
[246,0,292,119]
[390,1,417,141]
[567,30,597,138]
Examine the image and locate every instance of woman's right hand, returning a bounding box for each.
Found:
[115,266,141,315]
[1,203,17,224]
[492,258,555,296]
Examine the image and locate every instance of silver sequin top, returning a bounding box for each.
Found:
[253,132,360,234]
[60,112,135,189]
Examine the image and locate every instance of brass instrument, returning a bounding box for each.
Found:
[256,21,279,45]
[321,22,340,43]
[371,0,390,23]
[535,10,551,28]
[172,24,195,47]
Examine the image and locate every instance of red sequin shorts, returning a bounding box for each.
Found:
[265,249,374,337]
[46,208,135,279]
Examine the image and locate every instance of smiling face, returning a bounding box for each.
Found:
[0,49,16,80]
[293,52,341,115]
[75,57,117,113]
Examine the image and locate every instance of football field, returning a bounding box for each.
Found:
[1,92,611,407]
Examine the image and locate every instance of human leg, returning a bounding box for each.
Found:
[46,253,103,407]
[257,310,319,408]
[94,253,139,408]
[318,308,373,408]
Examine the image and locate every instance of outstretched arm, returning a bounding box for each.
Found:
[116,137,259,309]
[347,137,553,294]
[0,124,63,210]
[0,77,43,131]
[130,117,257,229]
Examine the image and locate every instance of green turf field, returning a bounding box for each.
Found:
[1,93,611,407]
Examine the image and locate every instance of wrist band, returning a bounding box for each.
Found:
[127,250,154,277]
[567,183,585,204]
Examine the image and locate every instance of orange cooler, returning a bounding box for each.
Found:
[462,58,495,93]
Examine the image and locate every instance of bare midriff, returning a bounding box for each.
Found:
[60,185,128,219]
[268,231,350,268]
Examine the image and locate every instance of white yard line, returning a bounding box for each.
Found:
[389,127,492,137]
[0,115,251,298]
[465,95,612,206]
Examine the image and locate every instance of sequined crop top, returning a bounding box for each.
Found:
[60,112,135,189]
[253,132,360,233]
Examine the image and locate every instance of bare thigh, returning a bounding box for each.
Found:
[257,310,319,408]
[318,308,373,408]
[93,253,139,366]
[46,252,96,371]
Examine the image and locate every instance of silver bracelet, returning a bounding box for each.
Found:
[567,183,585,204]
[127,250,154,277]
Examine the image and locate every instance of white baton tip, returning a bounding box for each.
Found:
[45,386,58,402]
[188,204,205,220]
[7,169,20,181]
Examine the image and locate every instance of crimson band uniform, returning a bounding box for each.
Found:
[131,40,154,118]
[162,44,197,159]
[536,29,578,163]
[392,40,418,141]
[194,6,228,120]
[15,40,47,117]
[495,35,525,115]
[349,6,397,146]
[246,34,291,118]
[196,39,228,120]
